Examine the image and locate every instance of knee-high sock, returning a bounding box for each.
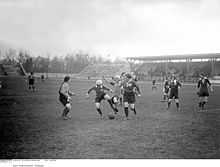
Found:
[62,108,67,117]
[65,107,70,116]
[108,99,116,111]
[131,108,136,115]
[199,102,202,107]
[120,97,122,105]
[96,108,102,116]
[168,101,171,108]
[124,107,129,117]
[163,95,166,100]
[63,107,69,117]
[176,102,179,108]
[202,101,206,107]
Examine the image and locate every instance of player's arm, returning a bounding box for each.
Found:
[26,75,30,83]
[120,85,124,95]
[197,80,201,88]
[102,76,115,86]
[134,83,141,96]
[168,84,171,95]
[60,85,69,98]
[103,86,113,92]
[68,90,75,96]
[207,79,213,92]
[87,87,95,95]
[178,81,182,89]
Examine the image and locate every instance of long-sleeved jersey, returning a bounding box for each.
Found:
[109,81,122,96]
[169,80,181,94]
[197,78,211,92]
[122,80,141,95]
[88,85,111,97]
[59,82,70,97]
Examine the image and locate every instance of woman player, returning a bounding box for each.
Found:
[86,80,117,118]
[197,74,213,110]
[121,73,141,119]
[59,76,75,120]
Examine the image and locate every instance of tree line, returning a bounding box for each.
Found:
[0,49,119,74]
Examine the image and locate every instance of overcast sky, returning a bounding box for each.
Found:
[0,0,220,59]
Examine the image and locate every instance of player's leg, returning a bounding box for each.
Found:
[95,102,102,117]
[163,92,166,101]
[112,96,119,114]
[124,102,129,118]
[198,95,202,108]
[59,95,67,118]
[167,92,173,109]
[174,98,180,111]
[64,103,72,118]
[198,95,203,109]
[130,103,136,115]
[167,98,172,109]
[32,84,36,91]
[163,88,169,101]
[202,96,208,109]
[104,94,117,112]
[128,94,136,115]
[119,95,123,106]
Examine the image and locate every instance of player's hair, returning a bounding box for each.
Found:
[200,73,205,78]
[64,76,70,82]
[96,80,103,85]
[125,73,132,79]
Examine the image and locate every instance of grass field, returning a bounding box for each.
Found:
[0,77,220,159]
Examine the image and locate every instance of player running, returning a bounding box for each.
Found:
[103,75,122,107]
[58,76,75,120]
[167,75,182,111]
[28,72,36,91]
[197,74,213,110]
[86,80,117,118]
[122,73,141,119]
[152,79,157,91]
[162,77,170,101]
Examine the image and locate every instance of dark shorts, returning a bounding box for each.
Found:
[29,79,34,85]
[169,91,179,99]
[95,93,106,103]
[59,94,68,106]
[123,93,135,104]
[164,88,169,94]
[198,91,209,97]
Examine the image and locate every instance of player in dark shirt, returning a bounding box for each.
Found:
[152,79,157,90]
[86,80,117,118]
[59,76,75,120]
[41,74,45,82]
[121,73,141,119]
[103,75,122,108]
[163,77,170,101]
[28,72,36,91]
[197,74,213,110]
[167,75,182,111]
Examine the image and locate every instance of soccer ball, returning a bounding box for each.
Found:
[108,113,115,120]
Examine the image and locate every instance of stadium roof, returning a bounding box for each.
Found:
[126,53,220,61]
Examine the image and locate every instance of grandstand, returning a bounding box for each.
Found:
[127,53,220,81]
[79,63,130,78]
[0,63,26,76]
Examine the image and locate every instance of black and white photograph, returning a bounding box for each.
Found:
[1,0,220,162]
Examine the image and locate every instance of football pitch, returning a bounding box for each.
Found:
[1,77,220,159]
